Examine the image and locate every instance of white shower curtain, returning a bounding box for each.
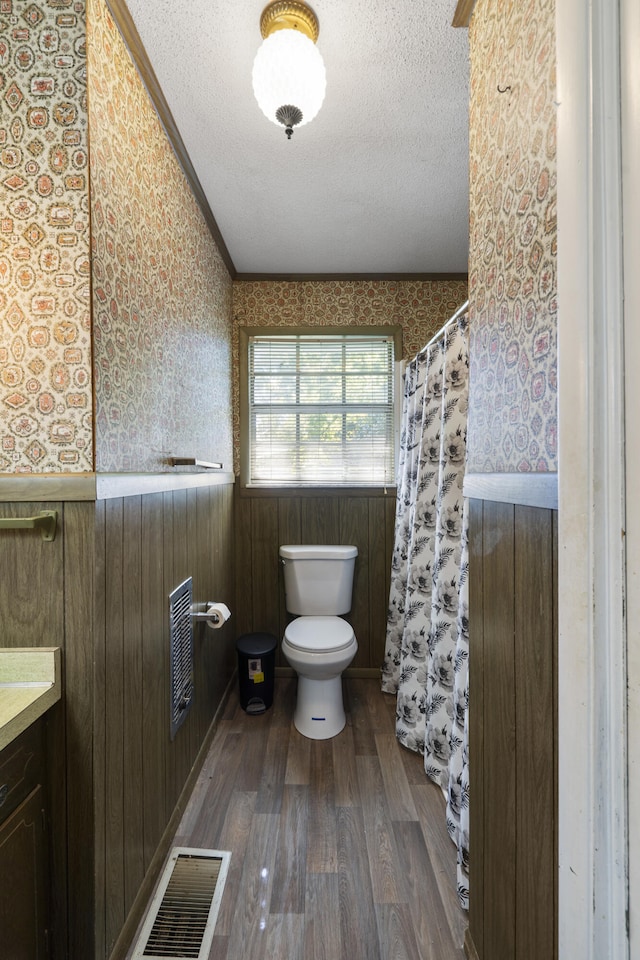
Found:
[382,310,470,909]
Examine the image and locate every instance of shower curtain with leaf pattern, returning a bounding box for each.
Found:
[382,311,470,909]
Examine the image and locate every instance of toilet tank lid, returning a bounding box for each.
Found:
[279,544,358,560]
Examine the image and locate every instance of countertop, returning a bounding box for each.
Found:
[0,648,61,751]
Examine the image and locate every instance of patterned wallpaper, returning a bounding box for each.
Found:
[466,0,557,473]
[1,1,464,476]
[88,0,233,473]
[232,278,468,474]
[0,0,92,473]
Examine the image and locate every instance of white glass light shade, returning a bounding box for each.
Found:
[252,30,326,128]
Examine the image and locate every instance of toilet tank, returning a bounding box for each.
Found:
[279,544,358,616]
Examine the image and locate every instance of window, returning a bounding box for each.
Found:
[241,327,400,487]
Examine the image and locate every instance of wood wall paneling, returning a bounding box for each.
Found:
[185,490,199,759]
[62,501,95,960]
[514,506,555,958]
[482,499,516,960]
[467,497,558,960]
[367,500,384,667]
[384,497,396,655]
[0,502,65,959]
[193,486,210,748]
[98,483,236,959]
[93,499,107,960]
[0,502,65,645]
[552,510,560,960]
[212,485,236,707]
[122,496,144,910]
[0,480,559,959]
[277,497,302,547]
[192,485,237,762]
[234,490,254,639]
[162,491,177,831]
[0,501,94,959]
[141,492,166,869]
[301,496,340,545]
[252,498,281,641]
[468,498,485,958]
[186,489,200,776]
[0,501,97,959]
[276,497,302,666]
[0,480,237,960]
[340,498,370,668]
[368,497,389,670]
[97,483,236,960]
[552,511,559,956]
[104,497,126,954]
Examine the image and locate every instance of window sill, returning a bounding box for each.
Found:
[237,484,397,499]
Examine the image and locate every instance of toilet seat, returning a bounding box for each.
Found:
[284,616,354,654]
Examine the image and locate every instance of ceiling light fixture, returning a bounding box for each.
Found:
[252,1,326,139]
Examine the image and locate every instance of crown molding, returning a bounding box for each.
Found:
[452,0,476,27]
[234,272,469,282]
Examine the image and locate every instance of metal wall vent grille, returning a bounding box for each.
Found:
[169,577,194,740]
[131,848,231,960]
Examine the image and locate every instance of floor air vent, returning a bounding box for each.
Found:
[131,847,231,960]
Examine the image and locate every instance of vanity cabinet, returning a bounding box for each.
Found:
[0,721,49,959]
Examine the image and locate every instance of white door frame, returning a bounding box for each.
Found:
[621,0,639,952]
[556,0,630,958]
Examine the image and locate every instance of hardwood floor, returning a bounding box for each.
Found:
[130,678,467,960]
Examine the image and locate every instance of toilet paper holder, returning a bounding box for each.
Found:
[190,601,231,628]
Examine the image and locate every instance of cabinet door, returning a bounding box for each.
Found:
[0,785,48,960]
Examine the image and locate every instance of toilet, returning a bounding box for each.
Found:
[280,544,358,740]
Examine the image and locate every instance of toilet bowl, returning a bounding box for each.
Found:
[282,615,357,739]
[279,544,358,740]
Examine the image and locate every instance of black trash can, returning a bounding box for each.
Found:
[236,632,277,715]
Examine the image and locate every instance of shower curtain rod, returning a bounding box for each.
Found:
[416,299,469,359]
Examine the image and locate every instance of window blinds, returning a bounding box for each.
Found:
[248,334,396,485]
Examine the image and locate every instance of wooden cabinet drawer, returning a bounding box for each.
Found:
[0,720,44,825]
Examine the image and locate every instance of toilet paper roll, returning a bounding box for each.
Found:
[206,602,231,629]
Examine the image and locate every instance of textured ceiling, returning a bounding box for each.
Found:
[123,0,470,276]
